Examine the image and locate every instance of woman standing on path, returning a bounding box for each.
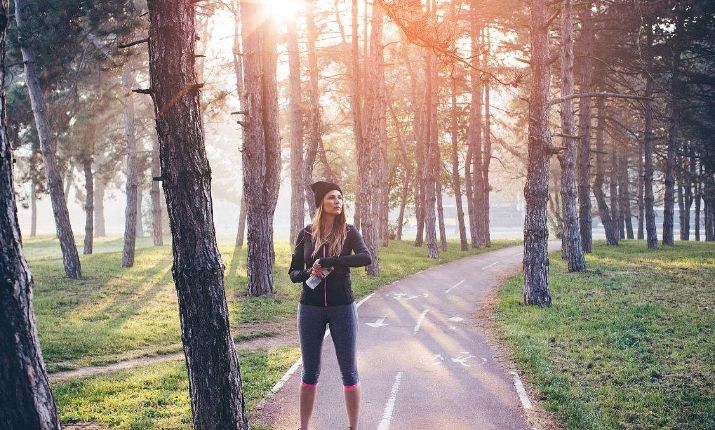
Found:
[289,181,372,430]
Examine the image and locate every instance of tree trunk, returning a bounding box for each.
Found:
[136,186,144,238]
[82,156,93,255]
[14,0,80,278]
[146,1,249,428]
[304,0,322,218]
[422,0,439,259]
[1,2,62,424]
[677,163,685,240]
[402,44,425,247]
[481,32,492,248]
[592,96,618,245]
[121,64,138,268]
[557,0,586,272]
[663,12,683,246]
[235,192,247,247]
[643,23,658,249]
[450,75,468,251]
[469,0,485,248]
[349,0,366,232]
[94,176,106,237]
[695,162,702,241]
[619,151,634,239]
[637,141,644,240]
[287,15,305,246]
[523,0,553,306]
[436,178,447,252]
[30,181,37,237]
[241,1,281,295]
[151,132,163,246]
[609,143,621,239]
[389,103,412,242]
[682,148,695,240]
[363,1,386,273]
[576,1,594,252]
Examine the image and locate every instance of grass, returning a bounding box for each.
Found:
[53,346,301,430]
[495,240,715,430]
[24,235,520,372]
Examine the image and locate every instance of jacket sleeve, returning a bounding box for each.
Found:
[319,227,372,268]
[289,229,310,283]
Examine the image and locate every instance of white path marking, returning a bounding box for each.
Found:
[413,309,429,334]
[377,371,403,430]
[511,371,533,409]
[451,352,477,367]
[448,316,464,322]
[367,317,389,328]
[357,292,374,307]
[483,261,499,270]
[444,279,465,294]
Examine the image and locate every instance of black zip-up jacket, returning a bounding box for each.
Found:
[289,224,372,306]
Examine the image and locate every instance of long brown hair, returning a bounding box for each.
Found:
[310,195,348,258]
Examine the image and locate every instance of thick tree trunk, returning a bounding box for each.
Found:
[82,156,93,255]
[643,24,658,249]
[151,132,163,246]
[287,16,304,246]
[523,0,553,306]
[241,1,281,294]
[146,1,249,428]
[450,76,468,251]
[592,96,618,245]
[0,2,61,423]
[481,39,492,248]
[422,1,439,259]
[576,1,594,252]
[121,65,138,268]
[14,0,80,278]
[557,0,586,272]
[304,0,322,218]
[436,178,447,252]
[94,177,106,237]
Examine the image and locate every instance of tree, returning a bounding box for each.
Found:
[13,0,81,278]
[121,63,139,267]
[287,9,305,246]
[523,0,553,306]
[240,0,281,296]
[0,0,61,424]
[145,0,249,427]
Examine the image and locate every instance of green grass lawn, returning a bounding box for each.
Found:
[496,241,715,430]
[25,235,519,372]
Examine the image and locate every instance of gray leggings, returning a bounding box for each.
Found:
[298,302,359,387]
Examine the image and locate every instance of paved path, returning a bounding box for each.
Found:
[255,244,540,430]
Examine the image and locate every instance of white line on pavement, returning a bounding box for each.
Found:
[377,371,403,430]
[510,371,533,409]
[413,309,429,334]
[483,261,499,270]
[357,292,374,307]
[444,279,465,294]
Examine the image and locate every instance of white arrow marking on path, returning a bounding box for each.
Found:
[413,309,429,334]
[367,317,389,328]
[378,372,403,430]
[391,293,408,300]
[448,316,464,322]
[444,279,465,294]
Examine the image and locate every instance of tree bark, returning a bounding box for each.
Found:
[82,156,93,255]
[235,193,247,247]
[121,64,138,268]
[304,0,322,218]
[592,96,618,245]
[287,15,305,246]
[643,22,658,249]
[694,162,702,241]
[468,0,485,248]
[662,11,683,246]
[422,0,439,259]
[30,181,37,237]
[450,75,468,251]
[619,151,633,239]
[231,0,247,248]
[151,132,163,246]
[136,186,144,238]
[14,0,80,278]
[1,1,62,424]
[523,0,553,306]
[389,103,412,242]
[576,0,594,252]
[94,176,106,237]
[436,177,447,252]
[557,0,586,272]
[350,0,366,232]
[146,1,249,428]
[609,142,621,239]
[241,0,281,295]
[481,32,492,248]
[637,140,644,239]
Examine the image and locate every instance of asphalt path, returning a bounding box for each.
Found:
[256,244,540,430]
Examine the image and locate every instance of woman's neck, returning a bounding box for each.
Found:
[321,215,336,236]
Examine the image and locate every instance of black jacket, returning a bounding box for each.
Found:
[289,224,372,306]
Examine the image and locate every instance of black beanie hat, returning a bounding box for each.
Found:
[311,181,342,208]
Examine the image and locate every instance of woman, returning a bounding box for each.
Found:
[288,181,372,430]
